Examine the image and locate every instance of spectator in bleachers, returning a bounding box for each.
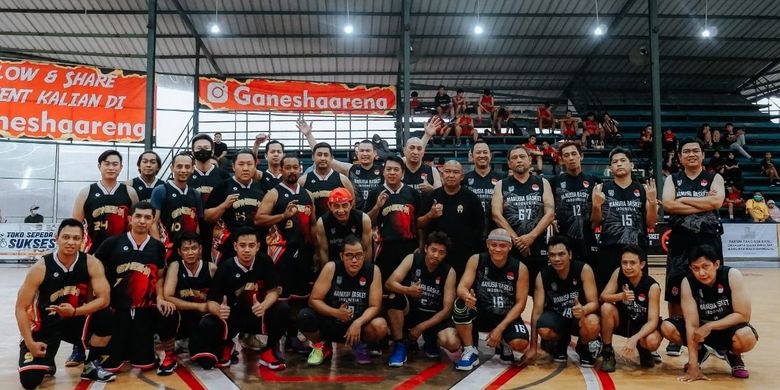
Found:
[663,150,681,176]
[434,85,454,120]
[767,199,780,222]
[429,114,454,145]
[745,191,770,222]
[452,89,468,115]
[760,152,780,187]
[723,152,743,189]
[540,141,560,174]
[523,135,544,173]
[601,112,621,146]
[707,150,725,175]
[639,125,653,153]
[559,110,580,141]
[214,132,229,166]
[371,133,393,162]
[410,91,421,113]
[723,185,745,221]
[723,124,752,160]
[536,102,554,134]
[662,128,677,152]
[477,89,495,125]
[698,123,717,149]
[455,111,477,146]
[493,107,512,135]
[581,112,604,149]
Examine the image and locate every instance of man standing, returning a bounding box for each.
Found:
[662,138,724,356]
[402,137,442,193]
[251,135,285,192]
[150,153,203,254]
[314,188,372,265]
[190,134,230,261]
[213,132,229,166]
[299,142,354,220]
[462,141,503,247]
[16,219,114,388]
[127,151,164,203]
[592,147,657,291]
[492,146,555,293]
[419,160,484,277]
[24,206,44,223]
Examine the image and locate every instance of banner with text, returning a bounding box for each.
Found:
[0,60,147,142]
[722,223,779,260]
[199,77,396,114]
[0,223,57,261]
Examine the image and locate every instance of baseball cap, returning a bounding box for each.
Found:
[768,200,775,205]
[328,188,353,204]
[30,205,40,211]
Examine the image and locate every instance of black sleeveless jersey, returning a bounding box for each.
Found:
[669,171,722,235]
[598,181,647,247]
[616,271,658,323]
[541,261,586,319]
[206,177,265,232]
[94,233,166,310]
[474,253,521,316]
[83,182,133,254]
[174,260,212,304]
[131,177,164,203]
[462,169,503,238]
[189,165,230,205]
[326,261,374,324]
[403,164,435,191]
[303,170,346,220]
[550,172,601,241]
[500,175,547,253]
[259,170,282,193]
[688,266,734,323]
[364,184,421,242]
[33,252,90,330]
[154,182,201,241]
[268,183,315,248]
[403,253,451,313]
[322,209,365,261]
[207,256,279,311]
[349,163,384,211]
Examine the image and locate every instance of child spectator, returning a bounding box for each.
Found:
[536,102,554,134]
[410,91,421,112]
[723,152,743,189]
[452,89,469,115]
[707,150,725,174]
[639,124,653,153]
[601,112,621,145]
[434,85,454,119]
[559,110,580,140]
[663,128,677,152]
[477,89,495,124]
[523,135,544,172]
[761,152,780,187]
[581,112,602,148]
[698,123,716,149]
[723,185,745,221]
[540,141,560,174]
[493,107,512,135]
[767,199,780,222]
[746,191,770,222]
[455,111,477,146]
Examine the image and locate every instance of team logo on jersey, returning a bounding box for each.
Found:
[608,189,615,196]
[172,193,177,198]
[350,226,357,233]
[138,186,143,190]
[633,189,641,197]
[507,271,515,281]
[284,193,289,198]
[468,178,475,185]
[583,180,590,188]
[531,184,540,191]
[677,179,683,186]
[311,179,316,183]
[435,276,441,284]
[336,276,342,285]
[415,269,422,278]
[508,186,515,192]
[359,277,367,286]
[53,272,59,278]
[233,187,238,191]
[374,169,381,175]
[235,273,241,278]
[330,228,337,234]
[95,193,101,197]
[123,246,129,251]
[638,293,646,302]
[560,181,566,189]
[717,283,724,294]
[355,169,361,175]
[701,179,708,187]
[573,279,578,286]
[672,286,679,296]
[457,205,464,213]
[551,282,557,291]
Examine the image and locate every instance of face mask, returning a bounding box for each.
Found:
[754,195,763,202]
[193,149,212,162]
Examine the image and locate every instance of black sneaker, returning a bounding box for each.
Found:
[666,343,682,356]
[80,360,116,382]
[554,336,571,363]
[576,341,595,368]
[600,345,616,372]
[637,345,655,368]
[45,365,56,377]
[497,343,514,365]
[683,345,710,372]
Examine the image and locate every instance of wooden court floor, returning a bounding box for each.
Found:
[1,265,776,390]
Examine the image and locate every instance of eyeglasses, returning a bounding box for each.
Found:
[342,253,365,260]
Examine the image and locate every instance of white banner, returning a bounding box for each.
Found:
[0,223,57,260]
[722,223,779,260]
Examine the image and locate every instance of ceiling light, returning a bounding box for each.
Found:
[594,24,607,36]
[209,23,220,34]
[474,25,483,35]
[344,24,354,34]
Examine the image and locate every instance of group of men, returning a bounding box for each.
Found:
[16,123,758,388]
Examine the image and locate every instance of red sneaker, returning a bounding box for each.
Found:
[216,345,234,368]
[157,351,178,376]
[258,348,287,371]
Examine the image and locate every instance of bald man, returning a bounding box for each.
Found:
[402,137,441,193]
[419,160,484,277]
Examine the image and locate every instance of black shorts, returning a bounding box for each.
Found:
[318,316,372,344]
[536,308,580,338]
[157,310,205,341]
[614,310,660,338]
[276,245,316,299]
[474,311,530,342]
[665,230,722,303]
[103,307,161,370]
[407,307,454,339]
[665,316,757,351]
[18,316,86,374]
[376,240,418,282]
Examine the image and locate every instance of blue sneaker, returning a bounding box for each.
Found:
[455,347,480,371]
[65,344,86,367]
[388,342,408,367]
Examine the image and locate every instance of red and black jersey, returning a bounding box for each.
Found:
[83,182,133,254]
[206,177,265,233]
[303,170,345,220]
[32,251,90,330]
[364,183,421,242]
[207,255,279,312]
[189,165,230,205]
[174,260,212,304]
[151,182,202,243]
[94,233,165,310]
[131,177,164,203]
[268,183,315,248]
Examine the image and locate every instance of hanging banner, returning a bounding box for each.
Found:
[722,223,779,260]
[0,60,147,142]
[0,223,58,261]
[199,77,396,114]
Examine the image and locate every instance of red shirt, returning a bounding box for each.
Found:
[457,115,474,128]
[410,98,420,110]
[480,96,494,108]
[538,106,551,119]
[663,132,676,142]
[584,120,598,134]
[542,146,559,162]
[453,95,467,107]
[524,143,539,151]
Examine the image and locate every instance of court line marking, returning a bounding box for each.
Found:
[567,346,602,390]
[175,363,208,390]
[182,360,240,390]
[392,362,449,390]
[485,364,525,390]
[257,366,385,382]
[509,361,567,389]
[450,356,510,390]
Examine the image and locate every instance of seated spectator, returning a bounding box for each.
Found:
[639,125,653,153]
[410,91,421,112]
[662,128,677,152]
[767,200,780,222]
[477,89,495,124]
[371,133,394,161]
[434,85,454,119]
[745,191,770,222]
[430,114,453,144]
[723,185,745,221]
[601,112,621,146]
[493,107,512,135]
[698,123,717,149]
[455,111,477,146]
[540,141,560,174]
[559,110,580,140]
[723,123,752,160]
[452,89,469,115]
[663,150,680,176]
[536,102,554,134]
[523,135,544,172]
[761,152,780,187]
[581,112,604,148]
[707,150,725,175]
[723,152,743,189]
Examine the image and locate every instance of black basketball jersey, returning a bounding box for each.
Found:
[616,271,658,323]
[541,261,586,319]
[322,210,365,261]
[598,181,647,247]
[259,169,282,193]
[326,261,374,324]
[189,165,229,205]
[551,172,601,240]
[349,163,384,211]
[268,183,315,248]
[83,182,133,254]
[403,164,435,191]
[206,177,265,233]
[303,169,345,220]
[500,175,547,253]
[33,252,90,330]
[463,169,502,238]
[403,253,451,313]
[154,182,201,241]
[94,233,166,310]
[131,177,164,203]
[174,260,212,303]
[669,171,722,235]
[364,184,421,242]
[474,253,521,315]
[207,255,279,311]
[688,266,734,323]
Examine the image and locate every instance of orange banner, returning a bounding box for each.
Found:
[199,77,396,114]
[0,60,147,142]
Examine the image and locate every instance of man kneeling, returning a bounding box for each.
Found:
[297,235,388,366]
[385,232,461,367]
[661,244,757,381]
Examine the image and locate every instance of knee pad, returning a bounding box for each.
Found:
[295,308,319,333]
[386,293,408,311]
[20,370,45,390]
[452,298,477,325]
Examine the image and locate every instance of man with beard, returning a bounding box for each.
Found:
[591,148,657,292]
[151,153,203,258]
[16,219,114,388]
[126,151,164,203]
[550,141,602,268]
[462,141,503,248]
[205,150,265,260]
[298,141,354,220]
[661,138,724,356]
[190,134,230,261]
[298,120,384,211]
[492,146,555,293]
[314,188,372,265]
[419,160,484,277]
[402,137,441,193]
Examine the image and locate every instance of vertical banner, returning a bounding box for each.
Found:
[0,60,147,142]
[722,223,779,260]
